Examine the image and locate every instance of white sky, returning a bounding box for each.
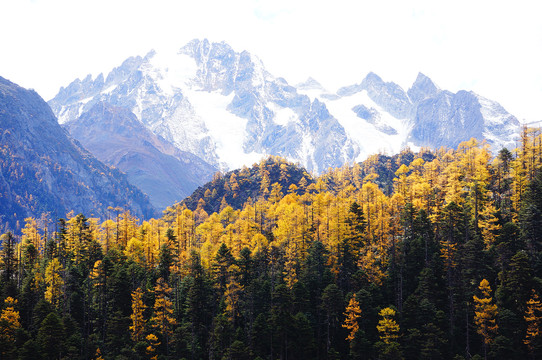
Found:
[1,0,541,122]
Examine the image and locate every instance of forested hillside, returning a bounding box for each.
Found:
[182,156,313,214]
[1,129,542,359]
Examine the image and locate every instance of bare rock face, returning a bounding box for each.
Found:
[360,72,413,119]
[0,76,156,230]
[407,72,439,104]
[409,90,485,149]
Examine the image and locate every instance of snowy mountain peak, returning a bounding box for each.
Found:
[296,77,325,91]
[49,40,521,178]
[361,72,384,86]
[413,72,434,85]
[408,72,440,104]
[360,72,412,119]
[49,39,357,174]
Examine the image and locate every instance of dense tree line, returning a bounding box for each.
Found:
[1,129,542,359]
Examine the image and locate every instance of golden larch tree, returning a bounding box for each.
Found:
[151,278,176,352]
[146,333,160,360]
[21,217,41,252]
[44,258,64,308]
[130,287,147,343]
[524,289,542,354]
[224,264,244,323]
[376,307,400,344]
[94,348,104,360]
[0,297,21,357]
[343,293,362,341]
[473,279,498,358]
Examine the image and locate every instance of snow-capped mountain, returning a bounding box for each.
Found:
[49,40,520,174]
[301,72,520,160]
[49,40,357,173]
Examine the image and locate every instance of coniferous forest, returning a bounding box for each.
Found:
[2,130,542,360]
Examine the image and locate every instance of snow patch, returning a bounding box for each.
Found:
[476,93,521,150]
[322,90,408,161]
[102,84,118,95]
[250,55,266,89]
[268,103,299,126]
[300,132,316,172]
[297,88,325,102]
[147,49,198,96]
[186,89,263,169]
[477,94,508,126]
[57,106,69,124]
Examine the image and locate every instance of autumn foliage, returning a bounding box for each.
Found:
[1,131,542,359]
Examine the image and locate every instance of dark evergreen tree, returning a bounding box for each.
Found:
[37,312,65,360]
[0,232,18,286]
[212,242,235,293]
[520,170,542,273]
[340,202,366,293]
[157,243,173,281]
[321,283,344,356]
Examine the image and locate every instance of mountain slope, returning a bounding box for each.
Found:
[65,102,216,209]
[182,156,313,215]
[0,76,155,230]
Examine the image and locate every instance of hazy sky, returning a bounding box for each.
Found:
[1,0,541,122]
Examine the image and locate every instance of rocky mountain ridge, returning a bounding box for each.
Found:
[49,39,520,176]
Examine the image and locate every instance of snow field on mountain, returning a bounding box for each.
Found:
[268,102,299,126]
[323,90,408,161]
[476,94,521,150]
[147,49,197,96]
[186,89,263,170]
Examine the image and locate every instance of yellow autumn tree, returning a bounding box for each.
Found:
[125,237,145,264]
[394,164,410,200]
[130,287,147,343]
[151,278,176,352]
[422,157,445,221]
[343,294,362,341]
[377,307,400,344]
[89,260,106,317]
[196,213,224,246]
[224,264,243,323]
[473,279,498,358]
[251,233,268,255]
[283,241,299,289]
[94,348,104,360]
[524,289,542,354]
[44,258,64,308]
[177,208,196,251]
[260,168,271,198]
[89,260,105,289]
[146,333,160,360]
[358,245,387,286]
[376,306,402,359]
[100,218,117,252]
[0,297,21,357]
[21,217,41,252]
